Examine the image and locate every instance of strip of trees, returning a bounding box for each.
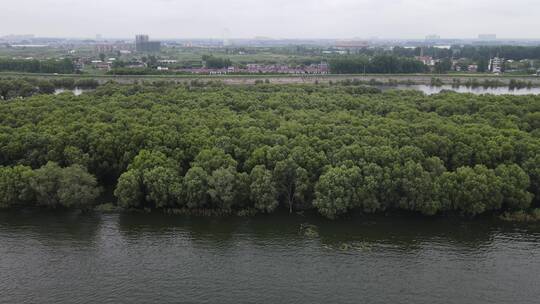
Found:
[342,45,540,62]
[0,82,539,218]
[330,55,428,74]
[0,58,75,74]
[202,55,232,69]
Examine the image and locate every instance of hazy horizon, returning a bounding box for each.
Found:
[2,0,540,40]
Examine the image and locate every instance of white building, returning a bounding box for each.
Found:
[489,57,504,74]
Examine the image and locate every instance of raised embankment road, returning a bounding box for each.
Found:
[2,72,540,86]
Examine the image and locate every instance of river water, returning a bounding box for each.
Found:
[385,85,540,95]
[1,211,539,304]
[54,88,86,96]
[51,85,540,96]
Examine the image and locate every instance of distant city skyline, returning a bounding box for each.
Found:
[0,33,527,42]
[1,0,540,39]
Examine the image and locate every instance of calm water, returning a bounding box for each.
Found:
[54,88,86,96]
[388,85,540,95]
[51,85,540,97]
[1,211,539,304]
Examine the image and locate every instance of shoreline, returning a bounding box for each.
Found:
[1,71,540,86]
[3,205,540,223]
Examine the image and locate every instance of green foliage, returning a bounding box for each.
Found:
[0,58,75,74]
[397,161,443,215]
[330,55,427,74]
[249,165,278,213]
[208,166,238,210]
[202,55,232,69]
[56,165,101,209]
[143,166,183,208]
[28,162,65,207]
[274,158,310,213]
[115,150,182,208]
[523,155,540,205]
[0,165,33,208]
[11,162,101,209]
[0,82,538,218]
[495,164,533,210]
[115,170,144,208]
[439,165,503,215]
[314,165,362,219]
[434,58,452,74]
[184,166,210,209]
[192,148,237,174]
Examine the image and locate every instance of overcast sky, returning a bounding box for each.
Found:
[1,0,539,39]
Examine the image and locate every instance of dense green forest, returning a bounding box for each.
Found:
[202,55,233,69]
[0,58,75,74]
[0,82,539,218]
[456,45,540,61]
[330,55,428,74]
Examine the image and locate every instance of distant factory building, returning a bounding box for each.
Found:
[135,35,161,52]
[335,40,369,51]
[478,34,497,41]
[425,34,441,42]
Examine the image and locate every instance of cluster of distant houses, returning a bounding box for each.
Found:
[87,58,330,75]
[245,63,329,74]
[86,56,540,76]
[414,55,540,74]
[484,57,540,75]
[168,63,329,75]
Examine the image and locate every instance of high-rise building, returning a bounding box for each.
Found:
[489,57,504,73]
[95,44,114,53]
[425,34,441,42]
[136,35,149,45]
[135,35,160,52]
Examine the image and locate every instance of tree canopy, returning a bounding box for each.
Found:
[0,58,75,74]
[0,81,538,218]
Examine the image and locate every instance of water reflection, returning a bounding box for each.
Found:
[54,88,86,96]
[0,210,101,248]
[2,211,539,252]
[383,84,540,95]
[112,211,540,253]
[1,211,540,304]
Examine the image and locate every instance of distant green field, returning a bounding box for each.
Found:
[1,45,324,65]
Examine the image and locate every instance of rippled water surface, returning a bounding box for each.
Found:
[1,211,539,304]
[387,85,540,95]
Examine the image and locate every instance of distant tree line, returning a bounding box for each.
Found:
[391,46,453,59]
[356,45,540,61]
[202,55,232,69]
[456,46,540,61]
[0,82,539,218]
[107,68,174,76]
[0,58,75,74]
[329,55,428,74]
